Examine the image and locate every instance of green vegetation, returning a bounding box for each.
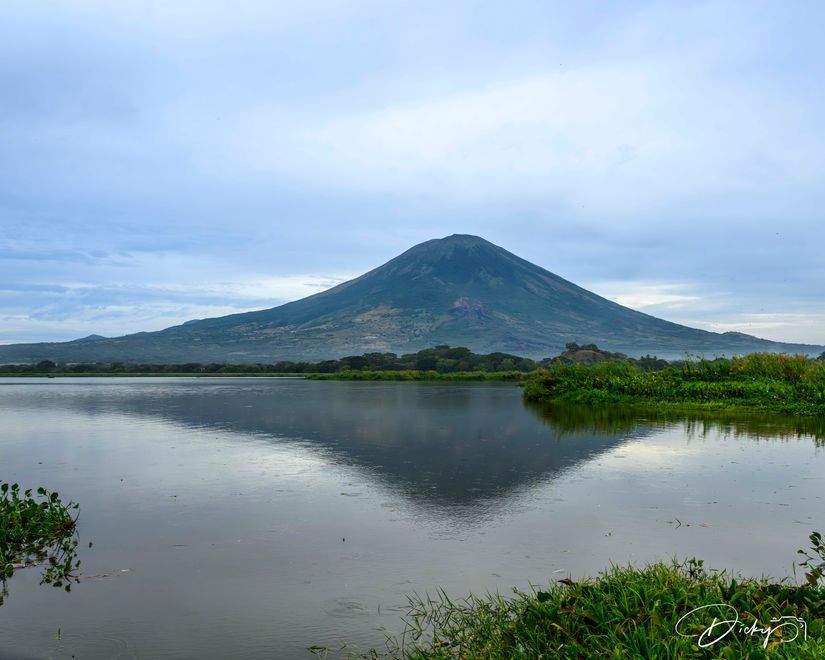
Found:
[318,534,825,659]
[1,482,81,603]
[6,347,825,400]
[0,346,540,378]
[0,359,304,377]
[524,352,825,415]
[552,341,669,371]
[0,344,671,378]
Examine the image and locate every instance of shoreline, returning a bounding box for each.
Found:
[361,548,825,658]
[0,370,529,381]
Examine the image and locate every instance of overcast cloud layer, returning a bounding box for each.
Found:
[1,1,823,346]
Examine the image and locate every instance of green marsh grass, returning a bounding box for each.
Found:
[523,353,825,415]
[317,535,825,659]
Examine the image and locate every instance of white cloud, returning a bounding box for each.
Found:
[693,313,825,346]
[585,280,825,345]
[190,51,823,223]
[208,68,666,203]
[0,304,244,344]
[0,273,356,343]
[588,280,701,310]
[142,274,355,303]
[1,1,823,345]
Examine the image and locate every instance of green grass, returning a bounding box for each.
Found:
[318,534,825,659]
[0,481,81,602]
[523,353,825,415]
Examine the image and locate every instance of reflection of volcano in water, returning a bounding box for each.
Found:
[6,379,821,510]
[4,379,821,510]
[4,379,637,507]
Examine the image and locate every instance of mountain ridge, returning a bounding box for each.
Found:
[0,234,821,363]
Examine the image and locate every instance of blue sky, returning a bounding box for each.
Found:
[1,1,823,346]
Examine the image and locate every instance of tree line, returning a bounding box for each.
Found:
[2,343,822,375]
[0,345,537,375]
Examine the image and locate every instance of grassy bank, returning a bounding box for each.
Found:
[322,534,825,659]
[523,353,825,415]
[375,557,824,658]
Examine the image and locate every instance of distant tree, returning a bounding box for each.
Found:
[69,363,96,373]
[818,351,825,361]
[444,347,472,360]
[499,358,516,371]
[361,352,399,370]
[435,358,457,372]
[415,355,439,371]
[634,355,670,372]
[340,355,369,370]
[35,360,56,372]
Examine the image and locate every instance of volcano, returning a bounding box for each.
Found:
[1,234,821,363]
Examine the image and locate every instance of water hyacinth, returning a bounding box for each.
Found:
[0,481,81,600]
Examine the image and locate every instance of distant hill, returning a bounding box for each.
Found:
[0,234,821,363]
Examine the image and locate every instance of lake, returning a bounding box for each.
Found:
[0,377,823,658]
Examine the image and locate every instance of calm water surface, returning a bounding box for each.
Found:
[0,378,823,658]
